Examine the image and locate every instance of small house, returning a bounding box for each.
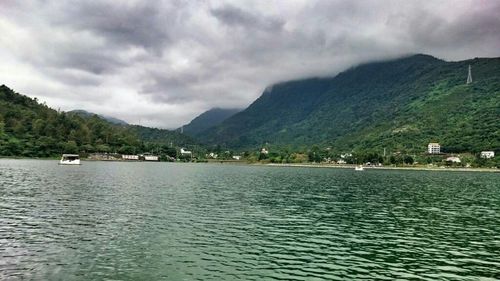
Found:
[480,151,495,159]
[144,155,160,161]
[340,153,352,159]
[207,152,218,159]
[180,148,192,155]
[122,154,139,160]
[445,156,461,163]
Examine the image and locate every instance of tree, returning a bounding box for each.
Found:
[403,155,414,165]
[118,145,135,154]
[308,145,322,163]
[81,144,95,153]
[63,141,78,153]
[96,144,111,153]
[4,138,22,155]
[32,119,45,136]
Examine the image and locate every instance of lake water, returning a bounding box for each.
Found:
[1,159,499,280]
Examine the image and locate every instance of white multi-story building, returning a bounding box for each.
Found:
[428,143,441,154]
[480,151,495,159]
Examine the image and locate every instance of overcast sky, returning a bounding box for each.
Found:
[1,0,499,128]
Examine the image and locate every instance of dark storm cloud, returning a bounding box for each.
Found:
[1,0,499,128]
[48,49,127,75]
[211,4,285,32]
[52,1,176,52]
[407,1,500,49]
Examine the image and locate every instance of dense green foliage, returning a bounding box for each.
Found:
[237,147,499,168]
[204,55,500,155]
[182,108,240,137]
[126,125,198,149]
[0,85,198,158]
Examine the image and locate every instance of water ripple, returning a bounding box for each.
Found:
[0,160,499,280]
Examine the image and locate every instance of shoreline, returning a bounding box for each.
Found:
[262,163,499,173]
[1,157,498,173]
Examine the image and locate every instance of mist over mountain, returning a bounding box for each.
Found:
[3,1,499,127]
[181,108,241,137]
[68,110,128,126]
[202,54,500,153]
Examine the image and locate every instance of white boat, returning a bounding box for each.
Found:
[355,165,364,171]
[59,154,81,165]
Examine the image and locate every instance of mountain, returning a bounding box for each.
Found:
[0,85,198,157]
[181,108,240,137]
[202,54,500,153]
[67,110,197,147]
[68,109,128,125]
[127,124,198,147]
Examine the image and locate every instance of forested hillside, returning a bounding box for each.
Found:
[0,85,198,157]
[182,108,240,137]
[204,55,500,154]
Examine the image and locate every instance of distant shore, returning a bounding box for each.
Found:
[262,163,499,173]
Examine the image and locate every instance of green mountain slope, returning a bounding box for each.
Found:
[203,54,500,153]
[181,108,240,137]
[0,85,198,157]
[126,124,197,147]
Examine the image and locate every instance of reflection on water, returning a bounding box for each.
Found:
[1,160,499,280]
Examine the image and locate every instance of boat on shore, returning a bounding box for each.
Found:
[59,154,81,165]
[355,165,364,171]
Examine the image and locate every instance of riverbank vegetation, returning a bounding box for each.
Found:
[201,145,498,168]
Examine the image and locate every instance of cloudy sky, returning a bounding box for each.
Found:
[1,0,499,128]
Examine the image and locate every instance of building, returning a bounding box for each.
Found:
[232,155,242,160]
[261,148,269,154]
[144,155,159,161]
[480,151,495,159]
[445,156,461,163]
[207,152,218,159]
[428,143,441,154]
[122,154,139,160]
[88,153,119,160]
[180,148,192,155]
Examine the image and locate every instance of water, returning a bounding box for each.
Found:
[1,159,499,280]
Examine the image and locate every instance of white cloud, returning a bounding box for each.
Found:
[0,0,499,128]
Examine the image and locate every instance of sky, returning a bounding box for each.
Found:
[1,0,499,128]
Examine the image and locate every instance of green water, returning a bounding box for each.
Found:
[1,159,499,280]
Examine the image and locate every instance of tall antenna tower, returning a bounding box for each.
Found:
[180,126,184,134]
[466,64,472,84]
